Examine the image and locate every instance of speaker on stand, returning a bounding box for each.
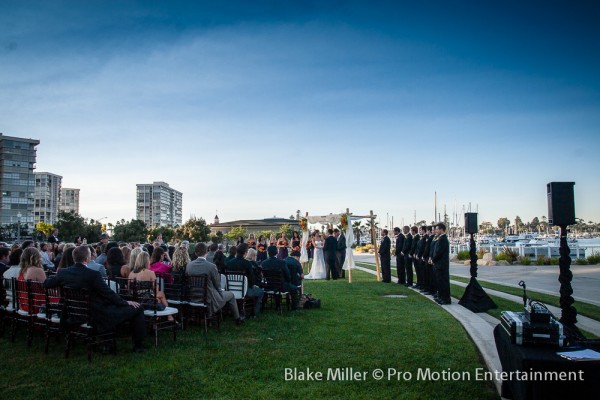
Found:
[459,212,497,313]
[547,182,579,329]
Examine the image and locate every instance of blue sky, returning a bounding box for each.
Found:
[2,1,599,228]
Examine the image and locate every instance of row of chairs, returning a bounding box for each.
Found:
[0,268,295,360]
[0,278,116,361]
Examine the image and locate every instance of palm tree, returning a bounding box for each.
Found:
[365,220,379,244]
[352,221,362,245]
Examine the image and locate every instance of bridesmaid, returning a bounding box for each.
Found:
[290,231,301,259]
[247,233,257,250]
[276,232,289,259]
[256,235,267,264]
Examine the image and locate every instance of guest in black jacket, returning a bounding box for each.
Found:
[378,229,391,283]
[44,245,146,352]
[226,243,265,317]
[432,223,450,305]
[261,246,299,310]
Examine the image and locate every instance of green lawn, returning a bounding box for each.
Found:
[449,275,600,322]
[1,270,498,400]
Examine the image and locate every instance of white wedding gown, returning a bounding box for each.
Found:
[305,240,327,280]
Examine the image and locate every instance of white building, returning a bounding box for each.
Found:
[136,181,182,227]
[34,172,62,225]
[0,133,40,236]
[60,188,80,215]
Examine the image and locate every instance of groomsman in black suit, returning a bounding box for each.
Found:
[401,226,413,287]
[393,227,405,285]
[415,226,427,290]
[323,229,339,280]
[378,229,391,283]
[432,223,451,305]
[421,226,434,294]
[409,226,420,288]
[334,229,346,279]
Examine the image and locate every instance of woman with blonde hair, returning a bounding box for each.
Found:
[19,247,47,282]
[17,247,47,313]
[124,247,143,278]
[171,246,190,274]
[128,252,173,320]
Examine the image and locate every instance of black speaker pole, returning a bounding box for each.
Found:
[469,233,477,278]
[558,225,578,326]
[459,233,497,312]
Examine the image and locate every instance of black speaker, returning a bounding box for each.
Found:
[465,212,478,234]
[547,182,575,226]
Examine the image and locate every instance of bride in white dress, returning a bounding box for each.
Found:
[304,231,327,280]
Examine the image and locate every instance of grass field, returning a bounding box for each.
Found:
[354,262,598,340]
[1,270,498,400]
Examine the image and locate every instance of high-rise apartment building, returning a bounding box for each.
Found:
[0,133,40,235]
[136,181,183,227]
[34,172,62,225]
[60,188,80,215]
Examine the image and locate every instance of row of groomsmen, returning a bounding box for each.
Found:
[378,222,451,305]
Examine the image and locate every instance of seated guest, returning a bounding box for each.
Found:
[244,248,263,284]
[149,247,172,283]
[128,252,173,321]
[18,247,47,282]
[284,255,304,288]
[206,243,218,264]
[87,245,107,277]
[39,243,55,271]
[226,243,265,317]
[261,246,299,310]
[57,246,75,271]
[106,247,126,278]
[226,246,237,263]
[185,243,244,325]
[171,246,190,276]
[44,245,146,353]
[125,247,143,278]
[212,250,227,274]
[0,247,10,276]
[3,249,22,306]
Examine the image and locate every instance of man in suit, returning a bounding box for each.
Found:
[334,228,347,279]
[393,227,405,285]
[323,229,339,280]
[428,227,439,299]
[186,243,245,325]
[415,226,427,290]
[378,229,391,283]
[432,223,451,305]
[400,226,413,287]
[410,226,421,289]
[48,228,60,244]
[43,245,146,352]
[262,246,299,310]
[419,226,432,294]
[226,243,265,317]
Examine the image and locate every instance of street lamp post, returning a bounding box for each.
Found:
[17,212,22,242]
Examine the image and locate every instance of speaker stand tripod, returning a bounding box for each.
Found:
[459,233,497,312]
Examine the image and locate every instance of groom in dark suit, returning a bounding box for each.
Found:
[334,228,346,279]
[323,229,339,280]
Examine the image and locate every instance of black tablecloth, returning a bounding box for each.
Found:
[493,324,600,399]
